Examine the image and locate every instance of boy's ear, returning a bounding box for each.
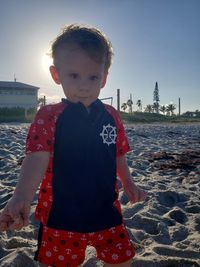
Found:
[101,73,108,89]
[49,65,61,84]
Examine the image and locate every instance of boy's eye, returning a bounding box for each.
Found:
[90,75,99,81]
[69,73,78,79]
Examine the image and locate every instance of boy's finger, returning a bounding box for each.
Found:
[9,210,20,221]
[22,207,30,225]
[9,217,23,231]
[11,223,23,231]
[0,222,8,231]
[23,218,29,227]
[0,214,14,231]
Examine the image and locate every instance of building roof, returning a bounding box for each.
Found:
[0,81,39,90]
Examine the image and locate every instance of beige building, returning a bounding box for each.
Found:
[0,81,39,109]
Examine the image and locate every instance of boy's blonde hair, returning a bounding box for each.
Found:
[50,24,113,72]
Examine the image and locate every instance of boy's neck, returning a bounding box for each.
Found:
[62,98,98,112]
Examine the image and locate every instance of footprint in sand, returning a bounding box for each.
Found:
[166,207,187,224]
[156,190,188,208]
[153,245,200,259]
[185,204,200,214]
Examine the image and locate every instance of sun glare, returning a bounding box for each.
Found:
[42,53,52,73]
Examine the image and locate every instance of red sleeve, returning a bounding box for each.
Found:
[26,106,55,154]
[104,105,130,157]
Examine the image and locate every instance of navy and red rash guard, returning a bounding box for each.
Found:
[26,99,130,233]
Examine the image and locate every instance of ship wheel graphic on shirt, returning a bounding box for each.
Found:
[100,124,117,145]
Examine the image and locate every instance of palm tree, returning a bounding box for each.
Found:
[136,99,142,111]
[153,82,160,113]
[145,104,153,113]
[166,103,176,116]
[159,105,166,115]
[127,99,133,113]
[121,103,127,112]
[38,96,46,108]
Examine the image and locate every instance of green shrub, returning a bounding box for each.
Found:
[0,107,36,122]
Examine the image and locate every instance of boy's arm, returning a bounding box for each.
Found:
[117,155,146,204]
[0,151,50,231]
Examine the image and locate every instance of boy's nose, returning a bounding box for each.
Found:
[78,80,90,91]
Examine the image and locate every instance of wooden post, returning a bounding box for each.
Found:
[130,93,133,113]
[43,95,46,106]
[117,89,120,111]
[178,97,181,116]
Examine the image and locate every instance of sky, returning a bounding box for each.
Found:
[0,0,199,113]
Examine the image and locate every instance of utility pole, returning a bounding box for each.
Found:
[43,95,46,106]
[130,93,133,113]
[117,89,120,111]
[178,97,181,116]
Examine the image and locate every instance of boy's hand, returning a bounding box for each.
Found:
[117,155,147,205]
[0,196,30,231]
[123,179,147,204]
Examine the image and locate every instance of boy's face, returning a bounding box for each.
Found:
[50,46,107,108]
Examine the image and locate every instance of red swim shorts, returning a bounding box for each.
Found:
[35,224,135,267]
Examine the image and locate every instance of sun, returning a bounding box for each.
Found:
[41,53,52,73]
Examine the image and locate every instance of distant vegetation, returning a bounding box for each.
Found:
[120,81,200,123]
[0,97,46,123]
[0,84,199,123]
[0,107,36,122]
[120,111,200,124]
[121,81,177,116]
[1,107,199,124]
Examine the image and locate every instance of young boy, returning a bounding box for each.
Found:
[0,24,146,267]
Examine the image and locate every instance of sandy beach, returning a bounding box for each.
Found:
[0,122,200,267]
